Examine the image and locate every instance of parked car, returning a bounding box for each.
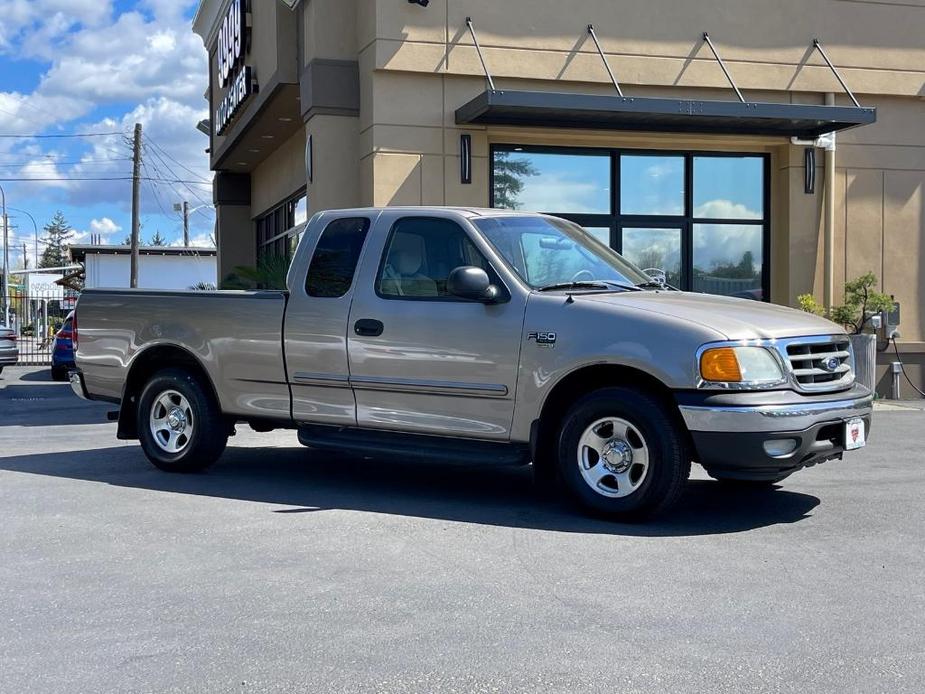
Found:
[51,312,75,381]
[70,208,873,520]
[0,323,19,374]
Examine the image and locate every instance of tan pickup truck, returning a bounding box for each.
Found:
[71,207,873,520]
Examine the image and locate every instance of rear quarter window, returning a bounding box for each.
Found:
[305,217,371,298]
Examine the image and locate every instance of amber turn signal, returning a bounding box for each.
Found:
[700,347,742,382]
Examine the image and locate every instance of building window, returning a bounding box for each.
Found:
[491,146,770,300]
[256,191,307,263]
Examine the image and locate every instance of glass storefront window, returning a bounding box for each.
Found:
[492,149,610,214]
[620,155,684,216]
[692,224,764,299]
[621,228,682,288]
[490,147,769,300]
[693,156,763,219]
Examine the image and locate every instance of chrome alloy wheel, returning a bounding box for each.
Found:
[149,389,195,454]
[577,417,650,498]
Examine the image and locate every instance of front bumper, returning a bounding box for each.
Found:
[0,348,19,365]
[676,384,873,480]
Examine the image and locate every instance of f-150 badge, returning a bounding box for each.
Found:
[528,331,557,346]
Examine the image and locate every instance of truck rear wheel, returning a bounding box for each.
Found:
[137,368,227,473]
[557,386,690,521]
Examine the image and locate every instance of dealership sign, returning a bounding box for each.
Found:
[214,0,254,135]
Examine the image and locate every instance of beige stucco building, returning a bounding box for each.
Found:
[193,0,925,396]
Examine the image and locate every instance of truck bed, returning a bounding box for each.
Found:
[76,288,291,421]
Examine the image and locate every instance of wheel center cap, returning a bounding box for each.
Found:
[166,407,186,432]
[601,440,633,473]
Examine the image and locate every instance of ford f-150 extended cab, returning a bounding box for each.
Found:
[71,207,873,520]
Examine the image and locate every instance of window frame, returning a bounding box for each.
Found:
[489,144,771,300]
[374,216,510,303]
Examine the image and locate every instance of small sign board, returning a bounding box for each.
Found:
[26,272,65,300]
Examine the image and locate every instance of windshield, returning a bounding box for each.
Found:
[473,215,651,290]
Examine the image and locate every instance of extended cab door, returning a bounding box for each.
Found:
[284,212,375,425]
[346,211,528,440]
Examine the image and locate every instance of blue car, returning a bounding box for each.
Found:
[51,312,75,381]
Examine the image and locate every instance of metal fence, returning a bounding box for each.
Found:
[2,292,77,365]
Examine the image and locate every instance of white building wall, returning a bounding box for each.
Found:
[84,254,217,290]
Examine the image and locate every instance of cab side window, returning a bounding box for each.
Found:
[305,217,370,297]
[377,217,491,299]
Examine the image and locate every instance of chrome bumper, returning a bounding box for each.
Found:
[679,392,874,433]
[69,370,90,400]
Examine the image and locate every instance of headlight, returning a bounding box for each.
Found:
[700,346,784,385]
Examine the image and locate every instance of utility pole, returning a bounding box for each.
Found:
[130,122,142,288]
[174,201,191,246]
[22,243,28,270]
[183,201,190,247]
[1,184,8,327]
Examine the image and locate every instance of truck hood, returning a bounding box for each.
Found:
[580,290,843,340]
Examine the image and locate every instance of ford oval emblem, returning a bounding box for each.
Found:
[822,356,840,372]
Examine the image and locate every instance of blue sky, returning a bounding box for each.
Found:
[0,0,214,268]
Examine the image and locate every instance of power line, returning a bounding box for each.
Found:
[0,131,125,139]
[142,143,214,207]
[144,135,211,183]
[0,159,132,168]
[0,176,210,184]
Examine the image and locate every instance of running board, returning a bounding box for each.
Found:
[297,425,530,466]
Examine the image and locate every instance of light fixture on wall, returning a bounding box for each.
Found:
[408,0,430,6]
[460,134,472,184]
[804,147,816,194]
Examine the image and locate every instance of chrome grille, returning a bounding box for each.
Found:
[784,336,854,391]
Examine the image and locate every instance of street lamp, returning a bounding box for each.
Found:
[173,201,214,247]
[7,207,39,269]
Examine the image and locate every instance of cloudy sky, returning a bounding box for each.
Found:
[0,0,213,268]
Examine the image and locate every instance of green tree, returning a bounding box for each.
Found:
[38,211,74,268]
[148,230,168,246]
[798,272,895,334]
[492,152,538,209]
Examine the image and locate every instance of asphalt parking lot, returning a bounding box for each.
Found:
[1,365,923,693]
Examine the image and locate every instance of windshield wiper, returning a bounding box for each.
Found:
[635,280,675,290]
[537,280,641,293]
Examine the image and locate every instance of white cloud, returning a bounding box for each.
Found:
[694,198,762,220]
[170,231,215,249]
[515,174,609,214]
[90,217,121,235]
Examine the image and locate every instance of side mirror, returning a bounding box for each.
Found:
[447,266,499,303]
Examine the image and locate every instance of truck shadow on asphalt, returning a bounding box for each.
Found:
[0,445,821,537]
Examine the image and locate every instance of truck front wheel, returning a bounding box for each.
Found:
[557,386,690,521]
[137,368,228,473]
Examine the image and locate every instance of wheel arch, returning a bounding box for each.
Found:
[532,363,686,460]
[117,344,221,440]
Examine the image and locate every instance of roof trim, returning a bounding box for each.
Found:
[456,90,876,139]
[69,245,217,262]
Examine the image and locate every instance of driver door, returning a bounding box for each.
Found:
[347,213,527,440]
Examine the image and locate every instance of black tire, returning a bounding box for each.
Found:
[136,368,227,473]
[557,386,690,521]
[51,365,68,381]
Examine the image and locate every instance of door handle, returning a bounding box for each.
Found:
[354,319,384,337]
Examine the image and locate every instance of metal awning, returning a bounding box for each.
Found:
[455,90,876,138]
[457,21,876,139]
